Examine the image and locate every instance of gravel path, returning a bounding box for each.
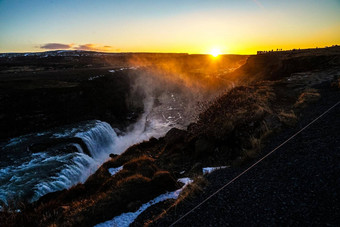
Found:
[153,84,340,226]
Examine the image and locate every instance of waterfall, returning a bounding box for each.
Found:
[75,121,118,159]
[32,151,94,201]
[0,109,173,204]
[31,121,119,202]
[31,121,120,201]
[0,120,119,204]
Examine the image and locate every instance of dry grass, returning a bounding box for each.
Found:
[117,174,151,187]
[124,155,155,169]
[278,110,297,127]
[122,155,158,178]
[294,88,320,109]
[176,176,208,204]
[235,122,273,166]
[143,176,208,226]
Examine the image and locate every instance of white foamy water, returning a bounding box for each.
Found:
[0,120,118,204]
[108,166,123,176]
[0,99,176,205]
[75,122,117,159]
[95,178,192,227]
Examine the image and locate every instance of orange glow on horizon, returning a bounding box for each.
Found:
[210,48,221,57]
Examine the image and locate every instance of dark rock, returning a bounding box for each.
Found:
[164,128,187,144]
[109,153,118,159]
[194,138,215,158]
[151,171,177,191]
[190,162,203,175]
[28,137,91,156]
[149,137,158,143]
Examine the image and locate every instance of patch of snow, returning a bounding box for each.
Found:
[108,166,123,176]
[202,166,229,175]
[108,67,138,72]
[177,177,193,185]
[94,178,192,227]
[89,75,105,81]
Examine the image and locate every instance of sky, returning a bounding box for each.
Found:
[0,0,339,54]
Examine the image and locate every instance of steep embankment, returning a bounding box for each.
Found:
[149,77,340,226]
[1,49,339,226]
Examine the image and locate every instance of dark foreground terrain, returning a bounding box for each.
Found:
[147,81,340,226]
[0,47,339,226]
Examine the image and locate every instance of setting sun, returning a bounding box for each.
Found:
[210,48,221,57]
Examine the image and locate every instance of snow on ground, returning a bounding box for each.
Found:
[177,177,193,185]
[88,75,105,80]
[108,67,138,73]
[108,166,123,176]
[202,166,229,175]
[94,178,192,227]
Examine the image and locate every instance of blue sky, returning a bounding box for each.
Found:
[0,0,339,53]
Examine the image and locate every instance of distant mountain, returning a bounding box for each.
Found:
[0,50,126,58]
[0,50,190,58]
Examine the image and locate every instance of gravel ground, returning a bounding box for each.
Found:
[151,82,340,226]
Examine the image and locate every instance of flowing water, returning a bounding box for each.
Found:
[0,92,195,206]
[0,120,117,204]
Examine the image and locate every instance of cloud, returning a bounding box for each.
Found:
[39,43,115,52]
[74,44,97,51]
[40,43,73,50]
[74,44,113,51]
[252,0,264,9]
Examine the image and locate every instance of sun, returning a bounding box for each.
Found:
[210,48,221,58]
[210,48,221,57]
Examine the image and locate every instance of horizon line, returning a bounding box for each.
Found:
[0,44,339,55]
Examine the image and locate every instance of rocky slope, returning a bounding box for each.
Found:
[149,79,340,226]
